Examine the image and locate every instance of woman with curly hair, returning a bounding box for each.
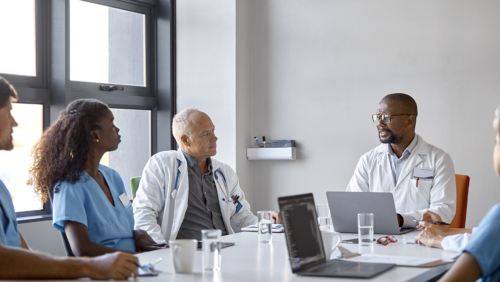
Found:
[28,99,164,257]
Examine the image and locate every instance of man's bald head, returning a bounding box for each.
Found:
[381,93,418,117]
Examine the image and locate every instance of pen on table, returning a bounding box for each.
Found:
[254,136,260,147]
[262,136,267,148]
[414,220,450,226]
[137,257,163,272]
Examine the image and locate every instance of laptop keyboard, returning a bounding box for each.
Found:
[307,260,358,274]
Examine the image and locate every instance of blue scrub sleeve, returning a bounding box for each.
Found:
[52,183,88,233]
[464,204,500,280]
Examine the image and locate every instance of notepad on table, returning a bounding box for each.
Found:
[241,224,284,233]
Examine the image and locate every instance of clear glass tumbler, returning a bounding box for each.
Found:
[201,229,221,271]
[358,213,374,246]
[257,211,273,243]
[316,204,332,231]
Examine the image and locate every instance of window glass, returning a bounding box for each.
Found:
[0,104,43,212]
[101,109,150,198]
[0,0,36,76]
[70,0,146,87]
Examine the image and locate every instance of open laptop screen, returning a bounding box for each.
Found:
[279,193,325,271]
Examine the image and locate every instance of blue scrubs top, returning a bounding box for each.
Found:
[464,204,500,282]
[52,165,135,252]
[0,180,21,248]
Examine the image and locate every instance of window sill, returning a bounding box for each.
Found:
[17,214,52,224]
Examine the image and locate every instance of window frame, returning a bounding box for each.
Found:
[6,0,176,222]
[67,0,153,96]
[0,0,48,89]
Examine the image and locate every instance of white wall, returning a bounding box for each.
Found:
[176,0,237,169]
[246,0,500,227]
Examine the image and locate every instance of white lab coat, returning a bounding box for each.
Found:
[346,134,457,223]
[133,148,258,243]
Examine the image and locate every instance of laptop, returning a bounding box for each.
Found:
[327,191,416,235]
[278,193,395,278]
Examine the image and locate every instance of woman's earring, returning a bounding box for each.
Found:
[96,139,99,143]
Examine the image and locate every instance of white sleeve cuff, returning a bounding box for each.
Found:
[441,233,473,253]
[401,214,418,228]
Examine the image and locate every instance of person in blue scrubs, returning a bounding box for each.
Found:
[0,76,138,279]
[28,98,164,257]
[438,106,500,282]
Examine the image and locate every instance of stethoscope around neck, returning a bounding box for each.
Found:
[170,160,230,202]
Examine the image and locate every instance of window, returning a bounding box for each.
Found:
[0,0,175,222]
[0,0,36,77]
[70,0,146,87]
[69,0,152,96]
[0,104,43,212]
[101,109,151,197]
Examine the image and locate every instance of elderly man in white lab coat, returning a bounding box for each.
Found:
[346,93,456,228]
[133,107,281,243]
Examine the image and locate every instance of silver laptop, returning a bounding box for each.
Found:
[326,192,416,235]
[278,193,395,278]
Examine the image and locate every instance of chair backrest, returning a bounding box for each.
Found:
[449,174,470,228]
[48,192,75,257]
[130,176,142,200]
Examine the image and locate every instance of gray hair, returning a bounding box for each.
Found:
[172,107,203,144]
[494,106,500,131]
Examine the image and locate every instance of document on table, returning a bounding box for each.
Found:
[341,254,440,266]
[241,224,284,233]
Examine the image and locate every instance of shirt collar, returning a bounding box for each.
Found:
[182,151,212,171]
[387,134,418,156]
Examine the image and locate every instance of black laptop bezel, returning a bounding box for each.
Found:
[278,193,327,274]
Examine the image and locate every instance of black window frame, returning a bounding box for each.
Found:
[0,0,48,89]
[1,0,176,223]
[67,0,153,96]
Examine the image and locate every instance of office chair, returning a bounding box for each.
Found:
[449,174,470,228]
[48,192,75,257]
[130,176,141,200]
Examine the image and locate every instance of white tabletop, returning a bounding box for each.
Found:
[134,231,458,282]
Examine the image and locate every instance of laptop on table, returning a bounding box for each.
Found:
[278,193,395,278]
[327,191,416,235]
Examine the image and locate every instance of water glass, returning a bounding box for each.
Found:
[201,229,221,271]
[358,213,374,246]
[316,204,332,231]
[258,211,273,243]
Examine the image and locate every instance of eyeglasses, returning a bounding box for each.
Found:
[377,235,398,246]
[372,114,411,124]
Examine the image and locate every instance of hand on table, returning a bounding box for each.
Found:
[87,252,139,280]
[414,225,444,249]
[418,211,450,236]
[272,211,282,224]
[134,230,168,253]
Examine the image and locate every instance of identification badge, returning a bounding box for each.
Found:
[119,193,132,208]
[414,167,434,179]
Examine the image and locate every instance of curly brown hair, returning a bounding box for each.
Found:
[28,99,109,203]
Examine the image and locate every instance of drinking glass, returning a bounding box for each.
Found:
[358,213,374,246]
[316,204,332,231]
[258,211,273,243]
[201,229,221,271]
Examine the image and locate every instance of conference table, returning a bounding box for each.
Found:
[134,231,459,282]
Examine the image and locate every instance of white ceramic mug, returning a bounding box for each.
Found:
[321,231,342,260]
[169,239,198,274]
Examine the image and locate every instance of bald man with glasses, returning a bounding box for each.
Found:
[346,93,456,228]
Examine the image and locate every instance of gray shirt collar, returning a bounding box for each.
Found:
[387,134,418,157]
[182,151,212,171]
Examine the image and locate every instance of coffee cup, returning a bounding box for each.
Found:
[321,231,342,260]
[169,239,198,274]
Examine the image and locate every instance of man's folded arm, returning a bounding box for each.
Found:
[227,170,258,232]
